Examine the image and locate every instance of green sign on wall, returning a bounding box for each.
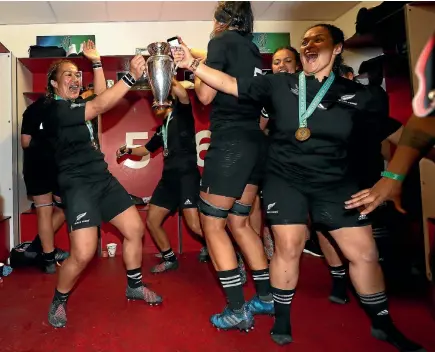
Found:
[252,33,291,54]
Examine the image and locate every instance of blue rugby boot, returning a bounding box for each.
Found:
[247,295,275,316]
[210,304,254,332]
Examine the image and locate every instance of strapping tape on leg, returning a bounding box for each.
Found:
[34,202,54,208]
[198,197,229,219]
[53,199,65,209]
[229,201,252,217]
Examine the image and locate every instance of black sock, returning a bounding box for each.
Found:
[43,250,56,262]
[271,287,295,335]
[54,289,70,302]
[126,268,143,288]
[359,291,393,329]
[161,248,177,263]
[217,268,245,311]
[31,234,43,253]
[252,268,272,301]
[329,265,347,296]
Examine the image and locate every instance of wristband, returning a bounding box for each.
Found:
[92,61,102,69]
[121,72,136,88]
[381,171,405,182]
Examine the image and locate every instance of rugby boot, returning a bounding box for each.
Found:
[126,285,163,305]
[371,323,426,352]
[150,260,179,274]
[210,304,254,332]
[48,297,68,328]
[246,295,275,316]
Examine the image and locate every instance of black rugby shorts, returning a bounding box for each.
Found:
[200,130,267,198]
[23,159,60,197]
[63,174,133,232]
[262,174,371,231]
[150,169,200,213]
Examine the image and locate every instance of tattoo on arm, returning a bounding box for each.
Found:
[399,126,435,155]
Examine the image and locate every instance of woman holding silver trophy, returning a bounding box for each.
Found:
[116,70,208,273]
[42,42,162,328]
[174,1,274,332]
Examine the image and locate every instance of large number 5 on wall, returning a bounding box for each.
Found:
[123,132,150,169]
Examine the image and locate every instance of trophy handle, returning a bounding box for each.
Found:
[135,48,148,55]
[135,48,149,79]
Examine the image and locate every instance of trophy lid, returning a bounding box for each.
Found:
[147,42,171,56]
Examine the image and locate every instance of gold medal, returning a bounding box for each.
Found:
[295,127,311,141]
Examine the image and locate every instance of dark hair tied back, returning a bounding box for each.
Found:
[214,1,254,34]
[307,23,345,75]
[45,59,76,103]
[273,45,301,70]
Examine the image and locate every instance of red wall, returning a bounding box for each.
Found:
[98,91,211,254]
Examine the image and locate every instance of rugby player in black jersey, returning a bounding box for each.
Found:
[249,46,301,261]
[41,41,162,328]
[116,78,207,272]
[178,1,273,331]
[174,23,424,352]
[21,97,69,274]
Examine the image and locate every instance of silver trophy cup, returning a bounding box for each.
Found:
[146,42,175,108]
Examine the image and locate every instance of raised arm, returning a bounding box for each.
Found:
[82,40,106,95]
[84,55,145,121]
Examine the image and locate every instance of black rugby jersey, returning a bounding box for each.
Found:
[237,73,390,186]
[205,30,263,132]
[145,100,197,175]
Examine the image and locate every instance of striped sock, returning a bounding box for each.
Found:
[358,291,392,329]
[126,268,143,288]
[330,265,346,279]
[218,268,245,311]
[162,248,177,263]
[271,287,295,335]
[252,268,272,301]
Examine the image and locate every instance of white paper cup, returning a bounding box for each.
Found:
[107,243,117,257]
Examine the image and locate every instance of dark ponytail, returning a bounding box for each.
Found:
[307,23,345,75]
[213,1,254,36]
[333,53,344,75]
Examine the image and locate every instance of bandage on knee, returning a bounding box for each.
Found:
[53,199,64,209]
[34,202,54,208]
[229,201,252,216]
[198,197,229,219]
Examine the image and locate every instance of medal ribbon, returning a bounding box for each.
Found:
[298,72,335,128]
[161,111,173,152]
[55,94,95,145]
